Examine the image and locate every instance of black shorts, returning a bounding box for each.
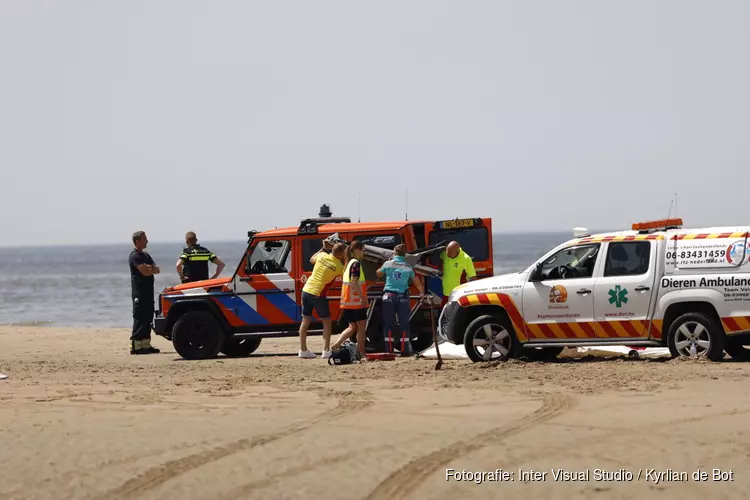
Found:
[341,308,368,324]
[302,291,330,318]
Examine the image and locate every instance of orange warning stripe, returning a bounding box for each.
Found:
[457,295,750,340]
[722,316,750,333]
[458,293,656,340]
[578,234,664,243]
[649,319,663,339]
[671,232,747,240]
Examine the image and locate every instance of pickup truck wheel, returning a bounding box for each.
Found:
[724,337,750,361]
[667,312,725,361]
[172,311,225,360]
[522,346,564,362]
[463,314,517,363]
[220,338,262,357]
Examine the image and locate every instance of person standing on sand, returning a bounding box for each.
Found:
[331,241,368,359]
[298,240,346,359]
[440,241,477,305]
[377,244,424,356]
[176,231,225,283]
[129,231,161,355]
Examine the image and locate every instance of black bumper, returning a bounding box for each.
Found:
[441,301,465,344]
[153,314,167,336]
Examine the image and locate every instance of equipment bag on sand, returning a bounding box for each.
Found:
[328,341,359,365]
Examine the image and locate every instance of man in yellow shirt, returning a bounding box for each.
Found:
[440,241,477,304]
[298,241,346,359]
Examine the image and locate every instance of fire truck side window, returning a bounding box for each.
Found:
[353,234,402,280]
[302,238,325,272]
[247,240,292,274]
[428,227,490,265]
[604,242,651,277]
[354,234,401,250]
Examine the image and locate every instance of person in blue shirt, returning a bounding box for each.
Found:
[376,244,424,355]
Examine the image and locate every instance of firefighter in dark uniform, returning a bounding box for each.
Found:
[176,231,225,283]
[129,231,161,354]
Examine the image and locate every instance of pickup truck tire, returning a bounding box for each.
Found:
[220,337,262,357]
[172,310,225,360]
[464,314,517,363]
[667,312,725,361]
[724,337,750,361]
[522,346,564,362]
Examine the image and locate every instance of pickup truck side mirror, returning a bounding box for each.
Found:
[529,263,543,282]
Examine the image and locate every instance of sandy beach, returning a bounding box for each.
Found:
[1,326,750,500]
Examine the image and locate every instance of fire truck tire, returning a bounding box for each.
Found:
[724,336,750,361]
[667,312,725,362]
[521,346,564,361]
[463,314,518,363]
[220,337,262,357]
[172,310,225,360]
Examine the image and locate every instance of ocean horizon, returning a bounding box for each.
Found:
[0,232,589,327]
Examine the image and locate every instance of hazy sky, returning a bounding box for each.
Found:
[1,1,748,246]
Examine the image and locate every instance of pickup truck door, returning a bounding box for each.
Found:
[521,244,601,340]
[592,240,658,338]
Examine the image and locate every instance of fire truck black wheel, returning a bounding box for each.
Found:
[667,312,725,362]
[724,336,750,361]
[172,311,225,360]
[521,346,564,361]
[220,337,262,357]
[464,314,518,363]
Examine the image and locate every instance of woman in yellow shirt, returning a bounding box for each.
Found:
[298,241,346,359]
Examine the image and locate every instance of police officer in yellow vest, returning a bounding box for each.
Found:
[176,232,226,283]
[331,241,368,358]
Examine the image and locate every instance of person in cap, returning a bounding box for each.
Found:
[129,231,161,354]
[176,232,225,283]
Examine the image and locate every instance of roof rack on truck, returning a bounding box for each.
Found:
[297,217,352,235]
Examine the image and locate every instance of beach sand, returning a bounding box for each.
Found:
[1,325,750,499]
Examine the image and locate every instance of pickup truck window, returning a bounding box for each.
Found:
[604,242,650,277]
[541,244,599,280]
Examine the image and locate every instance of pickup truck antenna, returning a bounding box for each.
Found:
[358,191,361,223]
[405,189,409,221]
[666,197,674,220]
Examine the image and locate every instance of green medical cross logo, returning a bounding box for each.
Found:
[608,285,628,308]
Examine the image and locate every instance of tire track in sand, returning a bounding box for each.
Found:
[92,391,372,500]
[364,393,572,500]
[217,442,393,500]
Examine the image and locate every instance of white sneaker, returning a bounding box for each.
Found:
[298,350,317,359]
[321,350,333,359]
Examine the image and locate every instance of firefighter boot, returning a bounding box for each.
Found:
[131,338,161,355]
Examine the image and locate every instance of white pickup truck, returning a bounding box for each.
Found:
[439,219,750,362]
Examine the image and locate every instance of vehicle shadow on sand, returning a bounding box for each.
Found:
[169,353,300,362]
